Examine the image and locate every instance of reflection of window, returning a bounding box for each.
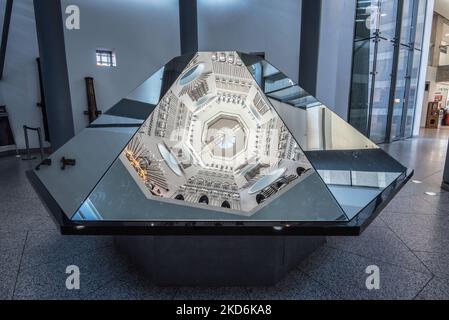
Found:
[96,49,117,67]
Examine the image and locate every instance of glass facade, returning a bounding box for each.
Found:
[349,0,427,143]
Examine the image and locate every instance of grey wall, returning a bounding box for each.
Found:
[0,0,43,149]
[197,0,302,83]
[317,0,356,120]
[60,0,181,133]
[0,0,181,149]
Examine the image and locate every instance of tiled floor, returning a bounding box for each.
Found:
[1,128,449,300]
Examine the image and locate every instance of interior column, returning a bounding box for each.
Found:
[33,0,74,150]
[179,0,198,55]
[299,0,322,94]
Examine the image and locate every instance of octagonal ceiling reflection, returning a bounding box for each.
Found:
[117,52,313,214]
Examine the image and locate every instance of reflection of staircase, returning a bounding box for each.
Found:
[242,163,270,186]
[259,175,297,199]
[242,176,259,189]
[147,161,169,192]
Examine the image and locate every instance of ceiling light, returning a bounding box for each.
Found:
[425,192,438,196]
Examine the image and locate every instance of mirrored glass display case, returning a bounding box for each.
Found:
[27,52,413,235]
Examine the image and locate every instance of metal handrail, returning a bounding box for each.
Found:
[22,125,44,161]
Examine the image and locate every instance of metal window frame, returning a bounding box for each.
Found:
[96,49,116,67]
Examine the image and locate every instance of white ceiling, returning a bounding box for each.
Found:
[435,0,449,19]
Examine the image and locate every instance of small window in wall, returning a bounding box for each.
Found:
[96,49,117,67]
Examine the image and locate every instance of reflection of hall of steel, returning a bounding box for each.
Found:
[27,52,413,286]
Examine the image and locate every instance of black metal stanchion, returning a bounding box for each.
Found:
[22,126,44,161]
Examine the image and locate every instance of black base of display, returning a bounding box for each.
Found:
[114,235,325,286]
